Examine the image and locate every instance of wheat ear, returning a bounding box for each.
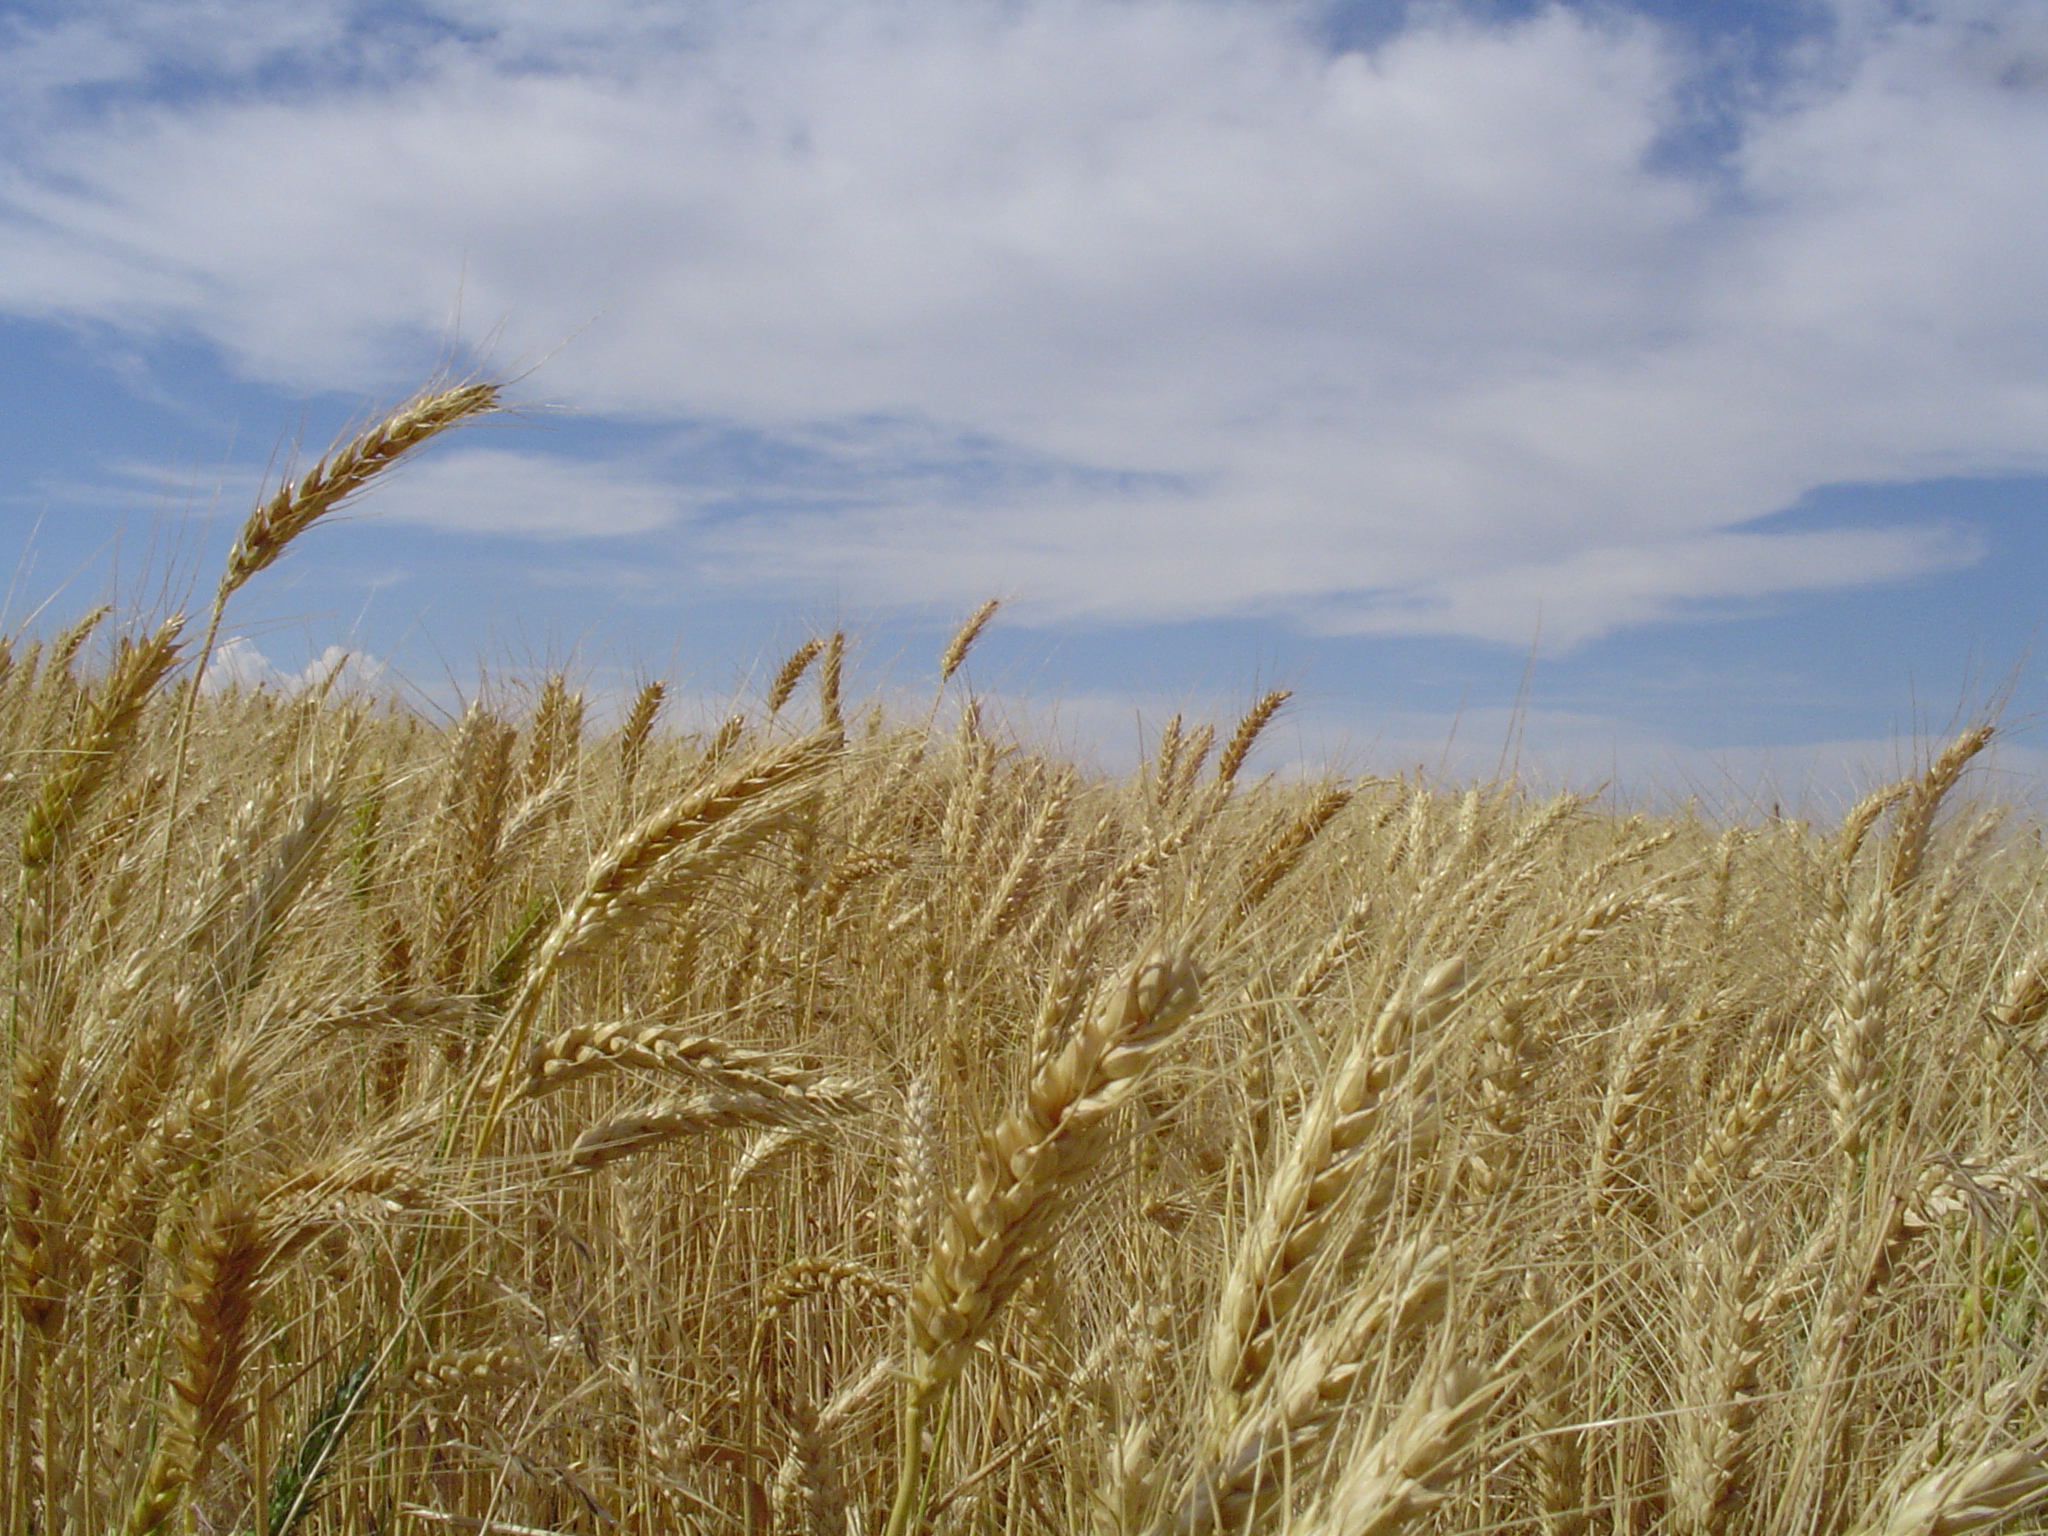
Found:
[124,1197,268,1536]
[1215,688,1292,788]
[563,1078,868,1171]
[188,380,499,714]
[1231,783,1353,925]
[472,731,837,1149]
[766,639,826,715]
[516,672,583,798]
[220,382,501,602]
[1671,1219,1767,1536]
[818,631,845,735]
[42,604,110,682]
[1587,1004,1682,1218]
[618,680,667,796]
[158,381,499,918]
[18,616,184,975]
[1171,1239,1452,1536]
[895,1074,941,1255]
[519,1020,847,1102]
[1209,957,1469,1402]
[1885,724,1993,898]
[1852,1450,2048,1536]
[1297,1364,1500,1536]
[939,599,1002,684]
[5,1038,72,1338]
[19,615,184,877]
[1827,884,1894,1164]
[907,949,1203,1403]
[5,1036,71,1532]
[887,950,1201,1536]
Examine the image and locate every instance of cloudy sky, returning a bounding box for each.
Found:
[2,0,2045,809]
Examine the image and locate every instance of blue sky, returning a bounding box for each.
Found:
[2,0,2047,811]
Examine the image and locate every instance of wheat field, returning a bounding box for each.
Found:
[6,382,2048,1536]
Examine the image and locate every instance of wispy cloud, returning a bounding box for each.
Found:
[357,448,688,536]
[2,0,2044,645]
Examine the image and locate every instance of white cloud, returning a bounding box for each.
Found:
[352,448,686,536]
[207,637,386,694]
[1308,523,1985,646]
[2,0,2046,644]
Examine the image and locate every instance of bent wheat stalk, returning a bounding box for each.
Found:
[161,380,501,916]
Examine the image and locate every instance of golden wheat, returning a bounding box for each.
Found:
[3,500,2043,1536]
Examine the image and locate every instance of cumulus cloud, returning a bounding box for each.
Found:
[1,0,2045,644]
[207,637,385,694]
